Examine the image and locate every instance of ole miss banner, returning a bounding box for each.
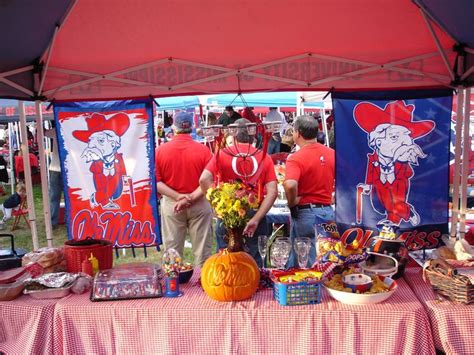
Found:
[333,90,452,250]
[54,100,161,247]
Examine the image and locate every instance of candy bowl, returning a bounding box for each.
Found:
[324,275,397,305]
[178,268,194,284]
[342,273,373,293]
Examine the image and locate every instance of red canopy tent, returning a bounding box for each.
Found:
[1,0,470,101]
[1,0,473,246]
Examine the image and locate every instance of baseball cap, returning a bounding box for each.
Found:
[173,112,194,130]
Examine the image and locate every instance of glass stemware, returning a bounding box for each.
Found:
[258,235,268,268]
[270,237,292,269]
[294,237,312,269]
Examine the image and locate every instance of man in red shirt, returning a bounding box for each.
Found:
[200,118,277,266]
[155,112,213,267]
[284,115,335,267]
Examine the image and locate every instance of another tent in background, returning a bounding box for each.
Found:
[154,95,200,111]
[0,99,53,123]
[203,92,324,109]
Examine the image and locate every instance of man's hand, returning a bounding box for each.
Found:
[243,217,259,238]
[176,194,191,202]
[174,194,192,213]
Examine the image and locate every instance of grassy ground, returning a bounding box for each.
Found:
[0,184,198,265]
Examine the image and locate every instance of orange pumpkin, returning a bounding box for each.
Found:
[201,249,260,302]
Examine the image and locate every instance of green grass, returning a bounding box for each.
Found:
[0,184,198,266]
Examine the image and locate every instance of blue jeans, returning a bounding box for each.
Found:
[288,206,334,268]
[49,170,63,225]
[215,214,269,267]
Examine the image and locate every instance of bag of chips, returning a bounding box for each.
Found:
[315,217,367,265]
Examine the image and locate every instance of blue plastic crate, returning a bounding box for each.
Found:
[273,280,321,306]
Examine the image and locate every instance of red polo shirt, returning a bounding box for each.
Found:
[205,143,276,191]
[284,143,335,205]
[155,134,212,194]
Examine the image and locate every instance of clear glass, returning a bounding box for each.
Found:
[270,237,292,269]
[294,237,311,269]
[257,235,268,268]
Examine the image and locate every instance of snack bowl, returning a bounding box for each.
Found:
[178,268,194,284]
[342,273,373,293]
[324,276,397,305]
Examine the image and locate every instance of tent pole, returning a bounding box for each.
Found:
[35,101,53,247]
[38,26,59,96]
[459,88,471,238]
[451,89,465,238]
[14,122,20,152]
[18,101,39,250]
[321,108,329,147]
[0,65,34,79]
[8,123,14,194]
[420,10,455,81]
[0,78,34,97]
[461,65,474,81]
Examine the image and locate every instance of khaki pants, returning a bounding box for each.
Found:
[160,195,213,267]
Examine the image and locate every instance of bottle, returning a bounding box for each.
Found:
[81,258,93,276]
[88,253,99,276]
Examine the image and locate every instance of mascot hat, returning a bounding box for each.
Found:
[73,112,130,142]
[354,100,435,138]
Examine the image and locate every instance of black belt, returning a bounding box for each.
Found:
[297,203,330,209]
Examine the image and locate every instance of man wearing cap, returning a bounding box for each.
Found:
[155,112,213,267]
[284,115,335,267]
[218,105,242,126]
[199,118,277,267]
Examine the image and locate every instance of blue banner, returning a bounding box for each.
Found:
[333,90,452,250]
[54,100,161,247]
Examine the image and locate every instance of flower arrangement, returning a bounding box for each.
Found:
[206,181,259,251]
[206,182,259,229]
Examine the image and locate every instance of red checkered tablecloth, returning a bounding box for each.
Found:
[0,295,57,355]
[53,270,435,355]
[404,267,474,355]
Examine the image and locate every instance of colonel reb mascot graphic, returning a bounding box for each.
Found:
[73,112,130,210]
[354,100,435,226]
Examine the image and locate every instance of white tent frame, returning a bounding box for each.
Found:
[29,51,453,99]
[0,10,472,247]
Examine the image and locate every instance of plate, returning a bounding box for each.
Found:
[323,276,397,305]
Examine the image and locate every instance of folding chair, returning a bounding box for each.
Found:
[11,197,30,231]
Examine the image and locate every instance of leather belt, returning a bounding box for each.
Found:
[297,203,330,209]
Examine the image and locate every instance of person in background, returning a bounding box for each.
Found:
[280,126,294,153]
[207,112,218,126]
[199,118,278,267]
[218,105,241,126]
[155,112,213,267]
[283,115,335,267]
[14,149,39,182]
[0,182,26,226]
[265,107,285,154]
[45,123,64,228]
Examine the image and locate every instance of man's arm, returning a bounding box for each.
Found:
[243,180,277,237]
[156,181,189,202]
[199,169,215,196]
[283,179,300,208]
